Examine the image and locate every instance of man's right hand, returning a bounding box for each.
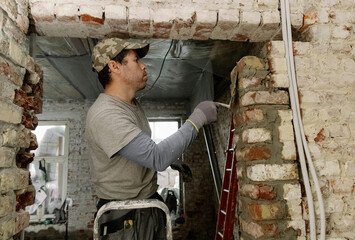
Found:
[188,101,218,130]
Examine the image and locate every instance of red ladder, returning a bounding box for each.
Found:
[215,119,238,240]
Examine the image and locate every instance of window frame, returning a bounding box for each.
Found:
[29,120,69,223]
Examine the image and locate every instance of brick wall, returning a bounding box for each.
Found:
[228,55,304,239]
[178,133,218,240]
[28,0,302,41]
[0,1,42,239]
[252,36,354,239]
[295,1,355,238]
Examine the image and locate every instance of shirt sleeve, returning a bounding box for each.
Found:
[91,112,142,158]
[118,121,198,171]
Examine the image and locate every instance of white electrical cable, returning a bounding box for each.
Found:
[280,0,326,240]
[280,2,317,238]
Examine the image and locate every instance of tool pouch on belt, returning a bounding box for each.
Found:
[100,208,166,240]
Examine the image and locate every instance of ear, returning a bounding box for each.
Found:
[107,60,121,74]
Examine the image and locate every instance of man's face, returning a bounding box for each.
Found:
[120,49,148,91]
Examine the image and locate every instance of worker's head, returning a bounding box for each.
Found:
[91,38,149,89]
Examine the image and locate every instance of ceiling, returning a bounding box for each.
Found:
[30,35,254,102]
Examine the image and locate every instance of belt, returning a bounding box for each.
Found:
[97,192,164,211]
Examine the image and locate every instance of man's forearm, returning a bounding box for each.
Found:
[118,121,198,171]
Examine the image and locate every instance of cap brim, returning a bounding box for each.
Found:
[125,43,149,59]
[136,44,149,58]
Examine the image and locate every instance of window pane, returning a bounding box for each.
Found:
[149,121,179,143]
[31,125,66,157]
[27,160,65,215]
[148,120,180,193]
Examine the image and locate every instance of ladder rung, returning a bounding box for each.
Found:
[221,210,226,215]
[226,168,232,171]
[223,189,229,193]
[218,232,223,237]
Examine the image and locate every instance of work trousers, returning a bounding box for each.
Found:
[96,193,167,240]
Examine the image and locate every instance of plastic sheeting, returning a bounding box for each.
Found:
[32,36,251,102]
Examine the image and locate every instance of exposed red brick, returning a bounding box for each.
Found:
[234,108,264,126]
[240,183,276,200]
[245,109,263,121]
[81,14,104,24]
[31,96,42,113]
[16,187,35,211]
[14,89,28,106]
[21,111,38,130]
[14,89,43,113]
[153,22,173,38]
[16,150,34,168]
[33,82,43,98]
[131,21,151,33]
[193,24,214,40]
[240,217,280,238]
[231,34,249,42]
[244,146,271,161]
[314,128,326,142]
[27,137,38,151]
[247,202,283,220]
[259,185,276,200]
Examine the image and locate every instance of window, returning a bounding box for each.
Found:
[26,121,69,222]
[149,120,180,191]
[149,120,182,224]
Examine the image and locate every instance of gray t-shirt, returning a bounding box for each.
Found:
[85,93,157,200]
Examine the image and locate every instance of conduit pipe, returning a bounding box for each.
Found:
[280,1,326,240]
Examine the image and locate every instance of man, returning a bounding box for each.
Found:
[86,38,218,239]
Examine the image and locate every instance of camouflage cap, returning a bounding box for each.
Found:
[91,38,149,72]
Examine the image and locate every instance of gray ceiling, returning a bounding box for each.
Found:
[30,36,254,102]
